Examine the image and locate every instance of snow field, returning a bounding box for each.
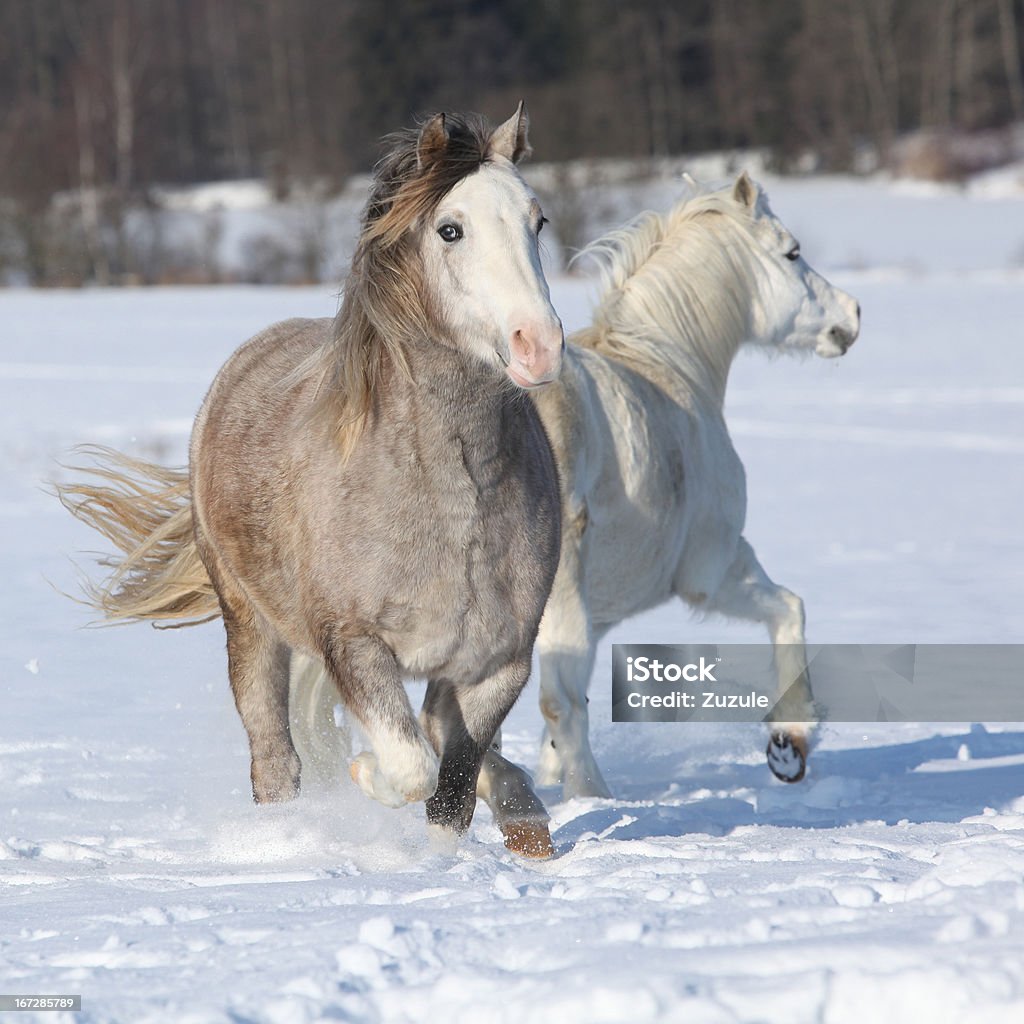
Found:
[1,174,1023,1022]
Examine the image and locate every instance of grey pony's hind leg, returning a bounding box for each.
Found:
[196,521,300,802]
[476,730,553,858]
[699,537,814,783]
[222,604,300,803]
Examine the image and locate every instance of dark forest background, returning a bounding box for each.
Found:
[3,0,1023,284]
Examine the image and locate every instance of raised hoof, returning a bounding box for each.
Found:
[349,753,408,808]
[767,730,807,783]
[502,820,555,859]
[348,744,439,808]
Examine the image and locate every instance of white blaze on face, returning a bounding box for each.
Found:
[745,189,861,358]
[424,157,564,388]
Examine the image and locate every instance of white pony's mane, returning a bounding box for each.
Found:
[573,184,761,402]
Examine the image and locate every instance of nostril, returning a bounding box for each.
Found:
[512,328,537,368]
[855,302,861,322]
[829,325,853,351]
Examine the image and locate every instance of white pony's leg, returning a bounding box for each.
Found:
[536,721,558,782]
[288,653,352,789]
[476,730,553,858]
[535,561,612,800]
[702,538,815,782]
[537,642,610,799]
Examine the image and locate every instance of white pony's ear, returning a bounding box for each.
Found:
[732,171,756,208]
[681,171,699,191]
[488,101,532,164]
[417,113,449,171]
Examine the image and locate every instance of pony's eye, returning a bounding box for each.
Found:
[438,223,463,243]
[538,216,549,235]
[785,245,801,261]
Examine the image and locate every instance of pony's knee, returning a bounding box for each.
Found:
[539,688,567,727]
[539,674,591,752]
[539,681,586,731]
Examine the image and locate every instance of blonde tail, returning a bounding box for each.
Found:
[55,445,220,627]
[57,445,350,779]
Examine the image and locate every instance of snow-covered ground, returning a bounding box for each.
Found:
[2,175,1024,1023]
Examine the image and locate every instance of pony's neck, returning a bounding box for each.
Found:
[586,212,756,410]
[401,334,506,411]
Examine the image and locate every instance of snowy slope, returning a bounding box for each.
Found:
[2,177,1024,1023]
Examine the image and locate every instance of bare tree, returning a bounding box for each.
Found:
[849,0,900,165]
[996,0,1024,122]
[2,0,1023,285]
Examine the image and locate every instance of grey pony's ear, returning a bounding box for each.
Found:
[488,101,532,164]
[732,170,757,208]
[417,113,449,171]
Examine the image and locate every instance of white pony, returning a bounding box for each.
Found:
[522,171,860,798]
[292,172,860,813]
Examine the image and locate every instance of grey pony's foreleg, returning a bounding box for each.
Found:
[285,653,551,853]
[322,633,439,807]
[420,659,554,857]
[702,537,815,782]
[476,731,553,858]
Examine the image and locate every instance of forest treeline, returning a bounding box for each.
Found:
[2,0,1023,284]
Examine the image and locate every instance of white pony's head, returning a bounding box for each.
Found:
[724,172,860,357]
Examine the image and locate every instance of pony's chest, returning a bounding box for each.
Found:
[374,437,486,543]
[381,432,554,674]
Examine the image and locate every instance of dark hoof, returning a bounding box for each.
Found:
[766,730,807,783]
[501,820,555,859]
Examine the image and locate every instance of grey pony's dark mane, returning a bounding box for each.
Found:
[307,113,499,455]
